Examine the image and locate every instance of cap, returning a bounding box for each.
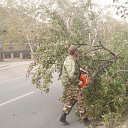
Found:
[68,45,78,55]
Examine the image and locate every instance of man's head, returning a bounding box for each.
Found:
[68,45,78,55]
[68,45,79,60]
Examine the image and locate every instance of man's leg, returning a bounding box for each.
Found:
[76,91,90,125]
[59,87,75,125]
[59,112,69,125]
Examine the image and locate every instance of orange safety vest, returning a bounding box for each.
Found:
[79,74,90,88]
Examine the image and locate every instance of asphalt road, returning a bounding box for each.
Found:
[0,61,92,128]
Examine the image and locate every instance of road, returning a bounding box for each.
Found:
[0,61,93,128]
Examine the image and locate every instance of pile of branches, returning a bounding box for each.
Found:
[79,41,128,128]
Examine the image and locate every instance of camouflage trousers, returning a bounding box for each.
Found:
[62,85,87,120]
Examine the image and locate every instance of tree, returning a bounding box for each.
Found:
[0,0,42,57]
[113,0,128,19]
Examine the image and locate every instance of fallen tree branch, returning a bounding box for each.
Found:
[91,55,119,81]
[99,41,116,56]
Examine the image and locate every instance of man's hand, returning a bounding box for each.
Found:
[78,81,83,86]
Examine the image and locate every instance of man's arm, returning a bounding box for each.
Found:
[64,59,80,85]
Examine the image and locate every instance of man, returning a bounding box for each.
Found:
[59,45,90,125]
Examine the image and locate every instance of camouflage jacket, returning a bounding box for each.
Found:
[61,55,80,86]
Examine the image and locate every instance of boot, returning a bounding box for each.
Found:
[83,117,91,125]
[59,113,69,125]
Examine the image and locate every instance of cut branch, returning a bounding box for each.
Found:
[99,41,116,56]
[91,55,119,81]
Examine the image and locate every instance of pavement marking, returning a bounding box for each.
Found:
[0,91,35,107]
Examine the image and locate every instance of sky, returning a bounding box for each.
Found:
[92,0,128,21]
[71,0,113,6]
[92,0,113,6]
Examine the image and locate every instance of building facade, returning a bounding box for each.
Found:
[2,44,32,60]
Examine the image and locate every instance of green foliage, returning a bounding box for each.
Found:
[27,11,71,92]
[83,46,128,127]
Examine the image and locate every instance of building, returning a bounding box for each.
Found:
[2,44,32,60]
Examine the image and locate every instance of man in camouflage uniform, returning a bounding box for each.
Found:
[59,45,90,125]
